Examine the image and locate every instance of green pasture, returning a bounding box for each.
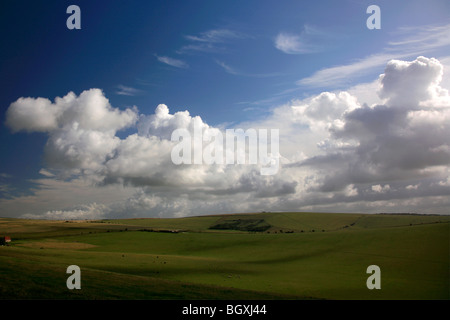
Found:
[1,212,448,300]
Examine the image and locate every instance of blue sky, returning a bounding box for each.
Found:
[1,0,450,218]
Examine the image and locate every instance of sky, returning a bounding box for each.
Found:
[1,0,450,219]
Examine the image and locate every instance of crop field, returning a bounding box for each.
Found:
[0,212,449,300]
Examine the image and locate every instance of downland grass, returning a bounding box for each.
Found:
[1,212,449,300]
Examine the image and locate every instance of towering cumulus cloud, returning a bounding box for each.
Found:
[7,89,138,175]
[326,57,450,185]
[4,56,450,218]
[286,56,450,210]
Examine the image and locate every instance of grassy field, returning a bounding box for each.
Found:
[0,212,449,300]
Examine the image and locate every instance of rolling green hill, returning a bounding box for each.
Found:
[1,212,449,300]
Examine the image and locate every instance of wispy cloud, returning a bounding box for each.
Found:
[275,33,308,54]
[236,95,288,108]
[298,53,395,87]
[39,168,55,177]
[116,85,143,96]
[185,29,242,43]
[215,60,241,75]
[275,25,327,54]
[297,23,450,87]
[155,55,189,68]
[215,60,284,78]
[387,24,450,52]
[178,29,246,53]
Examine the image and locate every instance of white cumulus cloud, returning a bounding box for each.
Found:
[3,56,450,219]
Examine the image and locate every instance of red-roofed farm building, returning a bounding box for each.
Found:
[1,236,11,245]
